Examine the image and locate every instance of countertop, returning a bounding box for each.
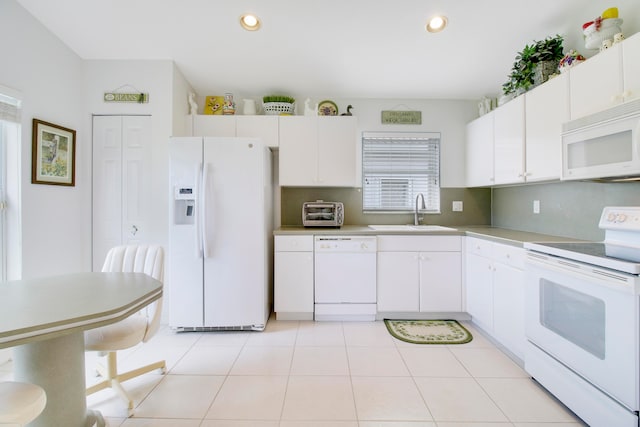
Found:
[274,225,584,247]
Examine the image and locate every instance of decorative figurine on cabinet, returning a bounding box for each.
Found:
[304,98,318,116]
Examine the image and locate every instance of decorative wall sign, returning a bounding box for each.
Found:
[381,110,422,124]
[103,92,149,103]
[32,119,76,186]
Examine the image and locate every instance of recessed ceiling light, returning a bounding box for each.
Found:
[426,15,448,33]
[240,14,261,31]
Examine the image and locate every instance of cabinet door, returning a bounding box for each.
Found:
[317,116,357,186]
[274,251,314,315]
[570,44,623,119]
[278,116,317,186]
[236,116,279,148]
[193,115,236,137]
[419,252,462,312]
[465,252,494,332]
[493,262,526,359]
[525,73,568,182]
[493,96,525,185]
[377,252,420,312]
[622,33,640,103]
[465,112,494,187]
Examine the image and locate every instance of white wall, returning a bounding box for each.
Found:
[329,98,477,188]
[82,60,192,321]
[0,0,87,279]
[82,59,174,261]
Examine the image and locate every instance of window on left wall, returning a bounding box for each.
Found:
[0,87,22,281]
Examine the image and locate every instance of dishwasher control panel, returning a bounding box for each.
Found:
[314,236,377,252]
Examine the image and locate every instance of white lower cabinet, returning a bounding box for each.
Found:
[465,249,494,331]
[465,236,526,359]
[274,235,314,320]
[377,236,462,313]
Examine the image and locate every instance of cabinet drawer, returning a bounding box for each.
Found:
[377,235,461,252]
[275,235,314,252]
[465,237,494,257]
[493,243,525,270]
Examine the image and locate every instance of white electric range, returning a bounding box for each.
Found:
[523,207,640,427]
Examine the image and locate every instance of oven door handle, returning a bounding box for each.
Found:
[526,254,635,291]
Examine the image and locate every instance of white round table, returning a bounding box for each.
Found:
[0,272,163,427]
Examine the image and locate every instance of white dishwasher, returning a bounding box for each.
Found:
[314,236,377,321]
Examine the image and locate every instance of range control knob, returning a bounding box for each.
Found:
[607,212,617,222]
[617,214,627,223]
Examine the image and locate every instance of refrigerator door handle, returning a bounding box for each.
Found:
[195,163,203,258]
[202,162,212,258]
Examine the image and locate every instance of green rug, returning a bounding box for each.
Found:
[384,319,473,344]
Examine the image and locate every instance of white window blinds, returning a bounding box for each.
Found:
[362,133,440,212]
[0,92,21,123]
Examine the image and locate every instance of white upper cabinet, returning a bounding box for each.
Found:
[622,33,640,104]
[190,115,279,147]
[279,116,357,187]
[493,95,525,185]
[525,72,569,182]
[192,115,236,137]
[465,111,494,187]
[569,33,640,119]
[236,116,279,148]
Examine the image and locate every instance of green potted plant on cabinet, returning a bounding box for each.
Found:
[501,35,564,101]
[262,95,296,115]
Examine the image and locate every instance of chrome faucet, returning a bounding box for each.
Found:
[414,193,426,225]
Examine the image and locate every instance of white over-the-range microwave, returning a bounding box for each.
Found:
[562,98,640,181]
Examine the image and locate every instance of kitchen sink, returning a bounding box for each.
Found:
[409,225,457,231]
[368,225,457,232]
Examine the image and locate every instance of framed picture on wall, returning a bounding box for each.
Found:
[31,119,76,186]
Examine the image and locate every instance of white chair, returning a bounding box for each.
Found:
[85,245,166,416]
[0,381,47,426]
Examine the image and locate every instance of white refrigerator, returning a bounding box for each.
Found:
[168,137,272,331]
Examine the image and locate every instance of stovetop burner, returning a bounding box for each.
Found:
[525,207,640,275]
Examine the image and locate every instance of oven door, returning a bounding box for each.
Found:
[525,253,640,410]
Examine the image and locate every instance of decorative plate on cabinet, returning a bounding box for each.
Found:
[318,100,338,116]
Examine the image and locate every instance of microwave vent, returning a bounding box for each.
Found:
[563,98,640,134]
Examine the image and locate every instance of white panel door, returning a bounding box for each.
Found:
[465,252,494,332]
[419,252,462,312]
[92,116,123,271]
[525,73,569,182]
[92,116,152,271]
[493,262,526,359]
[569,44,623,119]
[493,95,525,185]
[622,33,640,103]
[377,252,419,312]
[465,112,494,187]
[278,116,317,186]
[274,250,314,313]
[317,116,357,186]
[122,116,152,246]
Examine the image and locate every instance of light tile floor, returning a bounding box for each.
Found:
[0,318,586,427]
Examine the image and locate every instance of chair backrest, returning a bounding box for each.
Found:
[102,245,164,342]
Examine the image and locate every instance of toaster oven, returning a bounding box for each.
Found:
[302,201,344,227]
